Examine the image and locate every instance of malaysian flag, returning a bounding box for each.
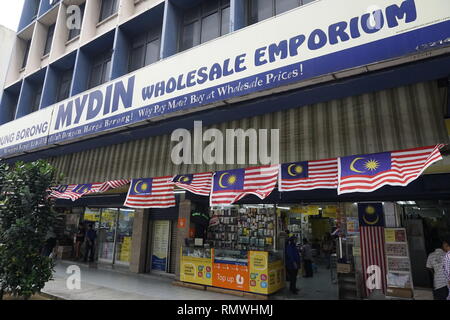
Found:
[172,172,212,196]
[124,177,175,208]
[50,180,130,201]
[338,145,444,194]
[49,183,104,201]
[97,179,130,192]
[358,203,387,297]
[210,165,278,206]
[278,158,338,191]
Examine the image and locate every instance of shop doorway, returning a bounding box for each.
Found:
[84,207,135,266]
[400,200,450,289]
[148,219,178,275]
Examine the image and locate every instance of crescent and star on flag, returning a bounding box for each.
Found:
[175,175,191,183]
[362,205,379,225]
[287,163,304,176]
[134,180,150,193]
[218,172,238,189]
[349,157,381,174]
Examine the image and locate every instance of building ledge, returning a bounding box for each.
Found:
[65,35,80,46]
[96,12,118,28]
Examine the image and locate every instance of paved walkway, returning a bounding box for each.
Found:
[43,261,246,300]
[43,261,338,300]
[274,264,338,300]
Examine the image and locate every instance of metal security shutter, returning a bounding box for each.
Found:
[48,80,449,184]
[168,220,178,274]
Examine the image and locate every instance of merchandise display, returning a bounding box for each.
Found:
[208,206,275,251]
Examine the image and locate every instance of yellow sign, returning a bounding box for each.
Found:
[180,255,213,286]
[249,251,284,294]
[84,212,99,222]
[385,229,396,243]
[119,237,132,262]
[322,206,337,218]
[305,205,319,216]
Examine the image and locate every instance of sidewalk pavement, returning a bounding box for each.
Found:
[42,261,246,300]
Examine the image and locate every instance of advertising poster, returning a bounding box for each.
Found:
[180,256,213,286]
[151,220,170,271]
[346,217,359,234]
[249,251,269,294]
[119,237,132,262]
[249,251,284,294]
[212,263,249,292]
[384,228,414,298]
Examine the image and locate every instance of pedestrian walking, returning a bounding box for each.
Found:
[84,224,97,263]
[426,239,450,300]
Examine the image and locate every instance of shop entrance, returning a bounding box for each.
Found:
[84,207,135,266]
[275,203,339,300]
[147,218,178,275]
[399,200,450,289]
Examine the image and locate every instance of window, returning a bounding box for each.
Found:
[248,0,312,25]
[31,85,43,113]
[10,96,19,121]
[129,28,161,72]
[22,40,31,69]
[56,69,73,102]
[68,3,85,41]
[179,0,230,52]
[99,0,119,22]
[43,24,55,56]
[31,0,40,21]
[88,51,112,89]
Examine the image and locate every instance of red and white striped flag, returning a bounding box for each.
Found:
[50,180,130,201]
[172,172,212,196]
[360,225,387,296]
[124,176,175,208]
[98,179,130,192]
[49,182,104,201]
[338,145,444,194]
[210,165,279,206]
[358,203,387,297]
[278,158,338,191]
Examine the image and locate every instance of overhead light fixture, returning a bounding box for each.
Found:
[396,201,407,205]
[407,201,416,205]
[277,206,291,210]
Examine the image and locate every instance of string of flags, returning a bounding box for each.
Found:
[49,144,445,208]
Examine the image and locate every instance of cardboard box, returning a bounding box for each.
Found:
[336,263,352,273]
[386,287,413,299]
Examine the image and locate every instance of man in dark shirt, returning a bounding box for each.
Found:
[285,236,301,294]
[84,224,97,263]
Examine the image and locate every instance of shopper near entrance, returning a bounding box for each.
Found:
[442,237,450,300]
[322,233,334,270]
[74,223,86,260]
[84,224,97,263]
[285,236,301,294]
[426,239,450,300]
[302,238,314,278]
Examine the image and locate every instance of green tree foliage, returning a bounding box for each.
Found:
[0,160,59,299]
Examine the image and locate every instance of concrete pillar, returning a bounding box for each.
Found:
[175,198,191,280]
[129,209,149,273]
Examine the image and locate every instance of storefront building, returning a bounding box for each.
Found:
[1,0,450,298]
